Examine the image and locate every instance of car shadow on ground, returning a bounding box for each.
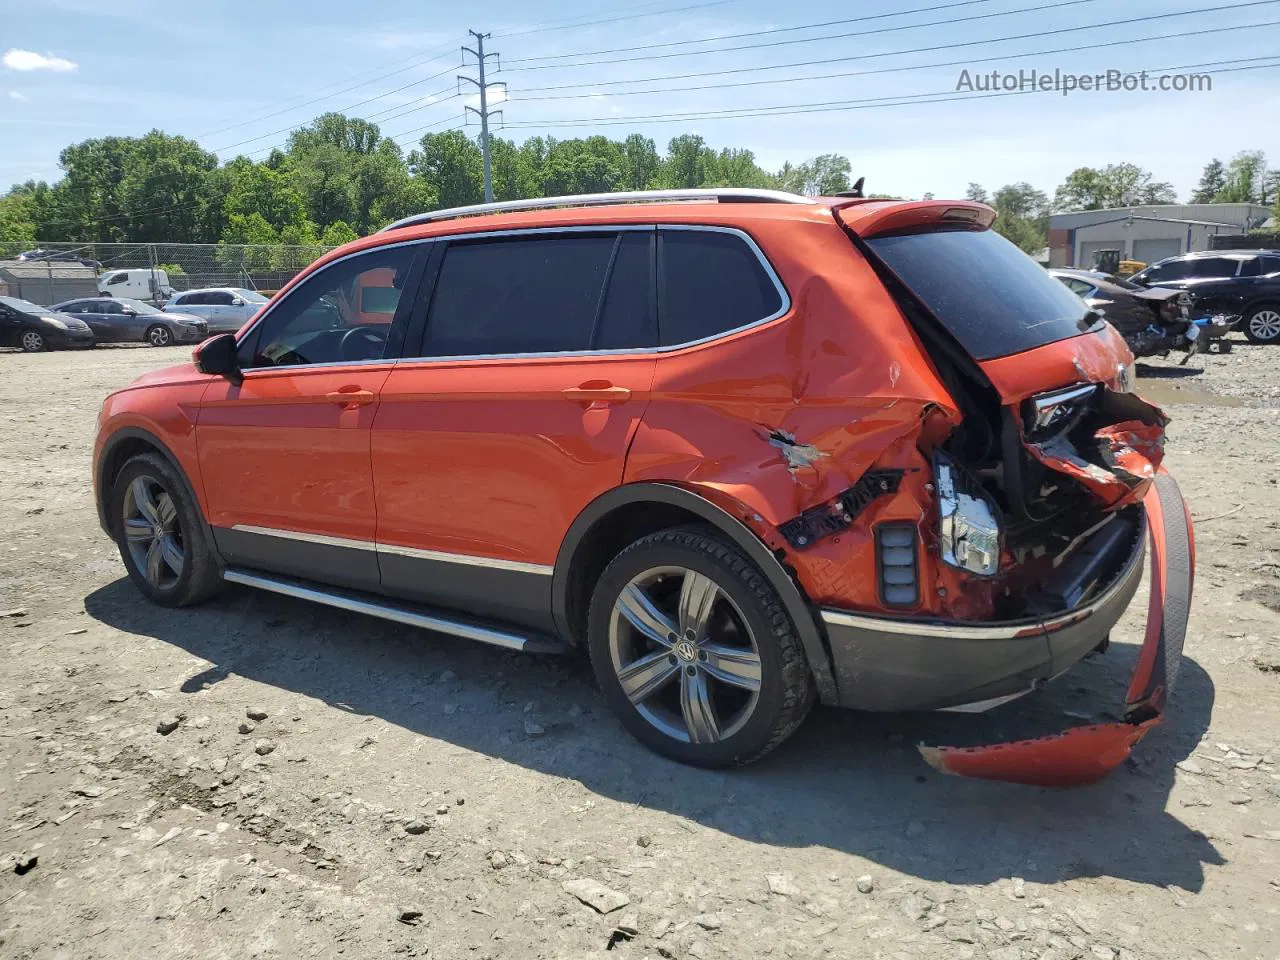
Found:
[85,578,1221,892]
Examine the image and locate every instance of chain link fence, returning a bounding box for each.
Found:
[0,241,337,304]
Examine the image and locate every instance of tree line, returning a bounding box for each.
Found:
[0,111,1275,258]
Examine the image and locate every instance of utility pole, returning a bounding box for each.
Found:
[460,30,505,203]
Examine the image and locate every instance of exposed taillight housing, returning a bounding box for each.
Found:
[876,523,919,607]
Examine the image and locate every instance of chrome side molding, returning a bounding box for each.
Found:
[221,568,565,655]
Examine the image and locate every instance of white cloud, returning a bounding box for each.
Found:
[8,90,27,100]
[3,49,78,72]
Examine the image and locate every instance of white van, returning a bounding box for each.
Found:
[97,269,174,303]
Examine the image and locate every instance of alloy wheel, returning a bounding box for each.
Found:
[122,475,185,590]
[608,565,762,744]
[20,330,44,352]
[148,325,172,347]
[1248,309,1280,342]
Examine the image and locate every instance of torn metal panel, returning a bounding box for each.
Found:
[765,428,828,472]
[918,471,1193,787]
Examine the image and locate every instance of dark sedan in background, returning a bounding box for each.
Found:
[50,297,208,347]
[1048,268,1211,359]
[0,296,94,352]
[1129,250,1280,344]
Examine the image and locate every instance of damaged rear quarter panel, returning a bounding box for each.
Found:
[624,216,960,612]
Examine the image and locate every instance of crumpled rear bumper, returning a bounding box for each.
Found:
[818,471,1192,787]
[918,471,1192,786]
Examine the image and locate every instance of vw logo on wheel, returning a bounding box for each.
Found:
[675,639,698,662]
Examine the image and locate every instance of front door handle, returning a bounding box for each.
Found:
[562,384,632,403]
[325,387,375,407]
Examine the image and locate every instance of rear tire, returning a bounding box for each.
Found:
[1243,304,1280,344]
[586,527,815,768]
[110,453,222,607]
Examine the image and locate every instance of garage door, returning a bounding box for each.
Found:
[1079,240,1122,269]
[1132,238,1182,265]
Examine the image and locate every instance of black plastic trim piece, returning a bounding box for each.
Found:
[777,469,904,549]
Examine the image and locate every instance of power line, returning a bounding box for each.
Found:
[510,17,1280,102]
[504,0,1033,65]
[212,65,461,155]
[496,0,747,39]
[194,39,466,139]
[506,0,1280,81]
[497,57,1280,129]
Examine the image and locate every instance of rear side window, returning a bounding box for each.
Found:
[422,232,655,356]
[1262,256,1280,275]
[173,293,196,305]
[1238,258,1261,278]
[867,228,1095,361]
[658,230,783,346]
[1189,258,1238,278]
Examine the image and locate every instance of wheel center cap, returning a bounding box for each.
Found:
[674,639,698,662]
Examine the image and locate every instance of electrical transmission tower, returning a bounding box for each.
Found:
[459,30,505,203]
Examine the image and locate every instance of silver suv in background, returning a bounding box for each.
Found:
[163,287,268,334]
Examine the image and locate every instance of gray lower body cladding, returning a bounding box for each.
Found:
[819,511,1147,712]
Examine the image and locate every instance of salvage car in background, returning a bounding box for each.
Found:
[1129,250,1280,344]
[0,295,94,351]
[163,287,268,334]
[93,190,1193,785]
[1049,268,1228,359]
[51,297,208,347]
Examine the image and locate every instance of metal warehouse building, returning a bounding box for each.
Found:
[0,260,99,305]
[1047,203,1273,268]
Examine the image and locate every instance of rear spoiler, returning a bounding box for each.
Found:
[833,200,997,238]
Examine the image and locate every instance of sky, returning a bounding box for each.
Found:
[1,0,1278,202]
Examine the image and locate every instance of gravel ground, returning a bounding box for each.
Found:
[1,338,1278,960]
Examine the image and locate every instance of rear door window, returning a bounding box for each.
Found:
[866,228,1095,361]
[657,229,783,346]
[1189,258,1239,278]
[421,232,654,356]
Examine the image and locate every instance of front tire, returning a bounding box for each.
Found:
[20,330,46,353]
[110,452,222,607]
[146,324,173,347]
[1243,304,1280,344]
[587,527,815,768]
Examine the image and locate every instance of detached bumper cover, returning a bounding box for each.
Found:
[918,471,1192,787]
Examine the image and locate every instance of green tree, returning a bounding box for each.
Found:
[707,148,771,188]
[621,134,661,190]
[320,220,359,246]
[1053,163,1176,211]
[1217,150,1267,203]
[774,154,851,195]
[1190,159,1226,203]
[222,158,309,231]
[0,193,36,244]
[964,182,989,204]
[409,130,483,209]
[663,134,712,188]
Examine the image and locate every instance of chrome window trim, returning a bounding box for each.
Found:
[231,224,792,371]
[231,236,438,372]
[230,524,553,576]
[395,222,791,365]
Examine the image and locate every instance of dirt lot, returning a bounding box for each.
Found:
[1,341,1278,960]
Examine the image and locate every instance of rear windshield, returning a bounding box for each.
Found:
[866,228,1097,360]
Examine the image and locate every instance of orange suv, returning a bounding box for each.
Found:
[93,189,1193,782]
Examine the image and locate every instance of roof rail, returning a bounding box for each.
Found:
[378,188,812,233]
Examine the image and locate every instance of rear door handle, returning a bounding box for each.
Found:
[562,384,632,403]
[325,387,376,407]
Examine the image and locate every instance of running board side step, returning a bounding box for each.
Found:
[222,568,566,655]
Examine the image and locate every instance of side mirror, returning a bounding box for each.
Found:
[194,333,242,382]
[231,297,245,306]
[121,307,136,316]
